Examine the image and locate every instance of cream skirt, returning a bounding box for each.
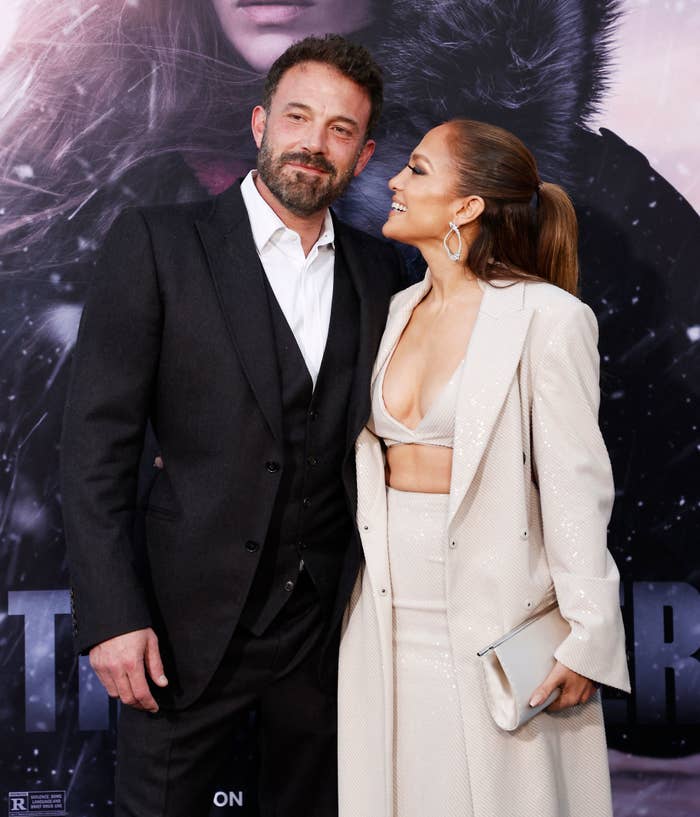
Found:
[387,487,473,817]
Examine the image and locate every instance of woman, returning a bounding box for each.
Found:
[338,119,631,817]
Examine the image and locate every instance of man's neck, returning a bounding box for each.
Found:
[253,173,327,257]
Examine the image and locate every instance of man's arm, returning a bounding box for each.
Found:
[60,208,167,710]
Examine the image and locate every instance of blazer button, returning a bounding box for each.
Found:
[265,461,280,473]
[306,455,319,467]
[245,540,260,552]
[308,410,319,421]
[303,497,312,508]
[284,580,295,592]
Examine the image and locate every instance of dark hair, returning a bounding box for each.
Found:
[447,119,579,295]
[262,34,383,138]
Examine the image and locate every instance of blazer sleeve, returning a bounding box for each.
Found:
[531,301,631,692]
[60,208,161,653]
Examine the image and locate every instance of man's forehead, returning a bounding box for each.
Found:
[271,61,371,116]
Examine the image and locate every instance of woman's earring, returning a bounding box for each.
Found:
[443,221,462,262]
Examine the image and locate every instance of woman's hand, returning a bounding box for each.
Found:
[529,660,598,712]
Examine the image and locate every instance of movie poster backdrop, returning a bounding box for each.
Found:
[1,1,698,815]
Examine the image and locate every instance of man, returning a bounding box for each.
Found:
[60,35,404,817]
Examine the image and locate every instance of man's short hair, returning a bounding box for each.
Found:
[262,34,383,138]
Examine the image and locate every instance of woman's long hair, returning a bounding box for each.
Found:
[0,0,262,271]
[447,119,579,295]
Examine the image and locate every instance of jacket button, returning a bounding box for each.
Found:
[265,461,280,473]
[245,540,259,552]
[306,455,319,467]
[303,497,312,508]
[284,580,295,592]
[308,410,319,421]
[297,540,308,550]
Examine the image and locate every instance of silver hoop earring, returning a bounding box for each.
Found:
[443,221,462,262]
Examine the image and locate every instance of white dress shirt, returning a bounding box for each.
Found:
[240,171,335,388]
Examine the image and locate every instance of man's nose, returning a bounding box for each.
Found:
[301,122,327,154]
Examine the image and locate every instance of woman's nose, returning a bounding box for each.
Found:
[388,168,405,191]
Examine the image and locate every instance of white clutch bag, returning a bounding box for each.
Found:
[477,604,570,731]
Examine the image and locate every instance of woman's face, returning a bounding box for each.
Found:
[212,0,373,72]
[382,124,464,249]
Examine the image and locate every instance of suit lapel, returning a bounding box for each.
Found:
[195,184,283,442]
[447,280,532,528]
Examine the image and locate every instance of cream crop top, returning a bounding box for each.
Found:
[368,348,464,448]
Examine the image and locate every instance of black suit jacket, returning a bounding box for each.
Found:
[60,181,404,707]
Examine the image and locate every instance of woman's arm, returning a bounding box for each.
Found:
[531,300,631,693]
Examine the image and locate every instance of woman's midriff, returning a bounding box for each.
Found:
[385,443,453,494]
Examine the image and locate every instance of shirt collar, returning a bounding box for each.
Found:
[240,170,335,253]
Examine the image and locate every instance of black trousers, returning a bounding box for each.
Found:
[115,584,337,817]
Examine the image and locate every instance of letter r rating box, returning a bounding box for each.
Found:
[8,792,66,816]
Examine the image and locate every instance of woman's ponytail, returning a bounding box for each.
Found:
[536,182,579,296]
[447,119,580,296]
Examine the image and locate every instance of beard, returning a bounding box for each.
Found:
[256,132,360,216]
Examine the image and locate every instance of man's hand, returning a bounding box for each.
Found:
[89,627,168,712]
[529,660,598,713]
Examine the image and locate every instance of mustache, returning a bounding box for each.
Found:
[279,152,337,176]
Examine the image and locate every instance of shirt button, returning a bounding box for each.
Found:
[284,580,295,592]
[265,461,280,473]
[245,540,259,552]
[521,529,529,540]
[449,540,457,549]
[303,497,312,508]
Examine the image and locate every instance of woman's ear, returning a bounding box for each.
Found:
[453,195,485,227]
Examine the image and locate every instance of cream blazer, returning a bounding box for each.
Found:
[338,272,631,817]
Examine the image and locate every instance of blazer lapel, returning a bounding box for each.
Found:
[195,184,283,442]
[447,280,533,529]
[370,272,433,390]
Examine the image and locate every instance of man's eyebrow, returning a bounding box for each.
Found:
[284,102,360,129]
[410,152,434,168]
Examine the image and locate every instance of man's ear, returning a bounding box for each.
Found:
[453,195,485,227]
[251,106,267,149]
[352,139,376,178]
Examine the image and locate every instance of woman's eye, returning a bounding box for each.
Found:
[407,164,424,175]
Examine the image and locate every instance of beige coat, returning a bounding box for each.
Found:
[338,272,631,817]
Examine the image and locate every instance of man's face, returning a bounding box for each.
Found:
[211,0,373,72]
[251,61,375,217]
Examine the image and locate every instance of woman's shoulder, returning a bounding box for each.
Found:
[522,279,584,311]
[521,279,597,332]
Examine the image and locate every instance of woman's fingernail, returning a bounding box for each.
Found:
[529,692,544,707]
[158,675,168,686]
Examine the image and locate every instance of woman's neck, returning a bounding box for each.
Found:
[421,244,480,306]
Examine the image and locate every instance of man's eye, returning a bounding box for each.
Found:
[333,126,352,136]
[287,113,304,121]
[407,164,424,175]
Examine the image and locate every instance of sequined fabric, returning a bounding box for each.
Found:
[387,487,472,816]
[338,275,629,817]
